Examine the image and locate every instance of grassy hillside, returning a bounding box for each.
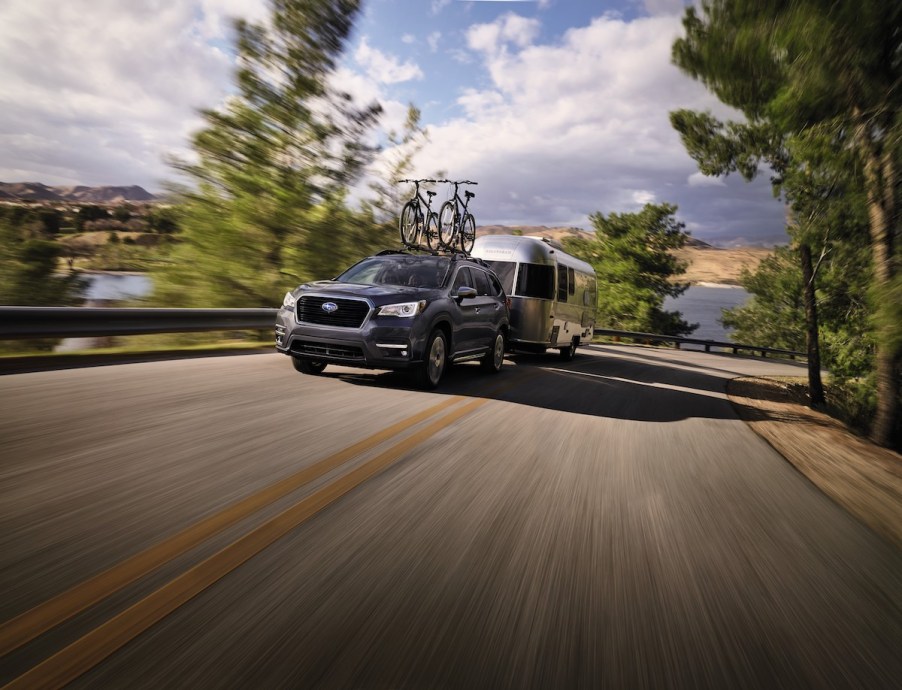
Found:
[476,225,773,286]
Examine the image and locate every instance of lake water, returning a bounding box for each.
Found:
[664,285,750,342]
[83,273,153,302]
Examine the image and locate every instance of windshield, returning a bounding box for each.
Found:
[337,256,452,288]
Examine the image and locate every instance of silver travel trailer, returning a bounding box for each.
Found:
[471,234,597,360]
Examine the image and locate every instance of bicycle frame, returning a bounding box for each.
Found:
[398,179,439,249]
[438,180,477,252]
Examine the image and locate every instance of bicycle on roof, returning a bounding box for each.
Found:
[397,178,440,251]
[438,179,478,254]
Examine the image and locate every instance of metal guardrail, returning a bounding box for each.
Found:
[0,307,279,339]
[0,307,804,360]
[593,328,805,360]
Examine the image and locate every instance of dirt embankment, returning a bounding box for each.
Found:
[728,377,902,549]
[673,245,773,285]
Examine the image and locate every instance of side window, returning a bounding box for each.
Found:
[472,268,491,296]
[568,268,576,296]
[486,261,515,294]
[488,273,504,296]
[583,280,596,306]
[452,267,473,291]
[557,266,568,302]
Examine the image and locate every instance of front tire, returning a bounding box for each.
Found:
[481,331,505,374]
[292,357,327,375]
[399,201,419,246]
[438,201,457,249]
[415,329,447,389]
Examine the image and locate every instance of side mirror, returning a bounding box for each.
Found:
[455,286,477,301]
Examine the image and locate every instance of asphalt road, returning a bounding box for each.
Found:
[0,346,899,689]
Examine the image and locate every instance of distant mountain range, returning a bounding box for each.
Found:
[0,182,156,203]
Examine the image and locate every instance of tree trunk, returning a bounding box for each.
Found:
[861,139,899,448]
[799,243,825,407]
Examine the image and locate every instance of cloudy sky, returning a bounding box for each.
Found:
[0,0,789,245]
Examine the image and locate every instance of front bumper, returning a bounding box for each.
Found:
[275,307,426,370]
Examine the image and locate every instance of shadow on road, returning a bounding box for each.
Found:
[322,346,812,425]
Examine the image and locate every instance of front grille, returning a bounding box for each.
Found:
[291,341,365,361]
[296,296,370,328]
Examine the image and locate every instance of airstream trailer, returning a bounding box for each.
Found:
[471,235,597,360]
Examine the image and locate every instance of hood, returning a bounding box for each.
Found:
[296,281,439,302]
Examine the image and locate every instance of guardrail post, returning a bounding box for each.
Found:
[705,343,711,352]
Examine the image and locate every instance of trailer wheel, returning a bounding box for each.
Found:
[559,338,578,361]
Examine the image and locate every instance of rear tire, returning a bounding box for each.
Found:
[459,213,476,253]
[292,357,327,375]
[415,329,447,389]
[424,212,439,251]
[481,331,505,373]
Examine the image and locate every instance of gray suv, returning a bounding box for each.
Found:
[275,251,510,388]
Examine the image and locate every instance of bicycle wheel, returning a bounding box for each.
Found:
[459,213,476,253]
[399,200,419,246]
[438,201,457,249]
[424,211,440,251]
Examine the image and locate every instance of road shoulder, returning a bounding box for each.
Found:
[728,377,902,549]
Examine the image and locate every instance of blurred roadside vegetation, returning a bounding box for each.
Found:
[671,0,900,449]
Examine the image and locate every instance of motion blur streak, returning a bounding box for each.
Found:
[4,396,495,690]
[0,396,464,657]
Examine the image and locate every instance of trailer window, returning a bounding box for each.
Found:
[486,261,515,294]
[557,267,567,301]
[568,268,576,296]
[517,263,554,299]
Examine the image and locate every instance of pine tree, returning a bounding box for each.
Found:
[153,0,382,308]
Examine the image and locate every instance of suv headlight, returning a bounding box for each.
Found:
[282,291,297,309]
[377,300,426,317]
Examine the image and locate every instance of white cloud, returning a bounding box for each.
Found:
[632,190,656,205]
[355,37,424,84]
[466,13,541,54]
[376,12,783,241]
[0,0,238,189]
[427,31,442,53]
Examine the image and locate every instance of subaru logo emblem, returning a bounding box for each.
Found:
[322,302,338,313]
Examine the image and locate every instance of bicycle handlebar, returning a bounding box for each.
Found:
[396,178,439,184]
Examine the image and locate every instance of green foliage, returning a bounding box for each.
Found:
[38,209,62,235]
[0,219,86,307]
[76,205,110,231]
[672,0,901,446]
[153,0,383,308]
[565,203,696,336]
[721,248,805,351]
[113,205,132,223]
[146,206,180,234]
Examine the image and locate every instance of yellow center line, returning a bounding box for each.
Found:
[4,396,491,690]
[0,396,464,657]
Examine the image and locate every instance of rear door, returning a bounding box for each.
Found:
[449,267,479,354]
[470,267,503,347]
